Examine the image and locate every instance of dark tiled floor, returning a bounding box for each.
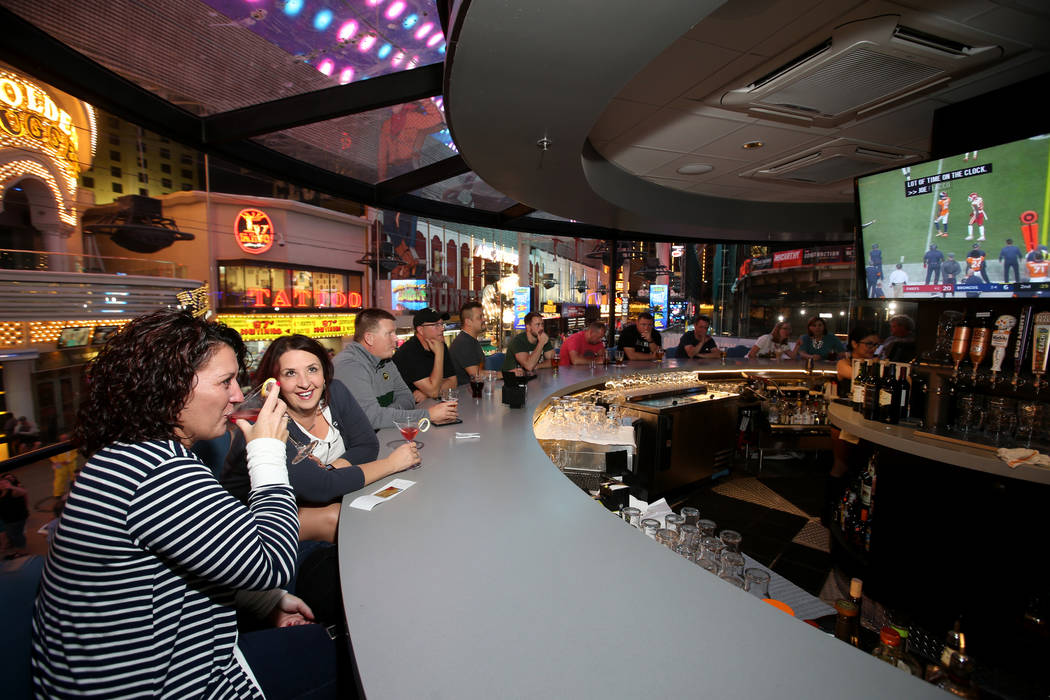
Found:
[671,456,834,599]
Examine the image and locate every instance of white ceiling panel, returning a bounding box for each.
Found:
[588,99,661,143]
[616,39,740,107]
[627,109,749,152]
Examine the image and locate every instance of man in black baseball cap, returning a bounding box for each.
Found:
[393,307,458,402]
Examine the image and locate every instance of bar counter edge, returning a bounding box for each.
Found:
[337,360,947,699]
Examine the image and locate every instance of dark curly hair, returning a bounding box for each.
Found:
[253,334,333,408]
[73,309,247,457]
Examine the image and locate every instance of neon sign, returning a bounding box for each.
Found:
[235,209,275,254]
[245,287,363,309]
[0,69,92,227]
[0,73,80,170]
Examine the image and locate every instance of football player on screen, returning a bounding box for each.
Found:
[934,191,950,237]
[965,192,987,241]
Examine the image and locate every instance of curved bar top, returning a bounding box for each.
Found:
[339,361,944,699]
[828,403,1050,486]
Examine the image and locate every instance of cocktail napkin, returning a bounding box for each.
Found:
[348,478,416,511]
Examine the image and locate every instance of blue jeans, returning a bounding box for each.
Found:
[239,623,342,700]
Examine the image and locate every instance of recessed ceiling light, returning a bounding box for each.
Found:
[676,163,713,175]
[742,140,764,149]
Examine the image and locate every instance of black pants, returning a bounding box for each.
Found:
[925,266,940,284]
[1003,260,1020,284]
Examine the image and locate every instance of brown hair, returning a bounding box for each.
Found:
[254,334,334,408]
[354,308,396,341]
[73,309,246,457]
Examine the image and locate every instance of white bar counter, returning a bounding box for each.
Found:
[338,361,945,699]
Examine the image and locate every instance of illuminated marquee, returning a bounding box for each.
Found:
[0,69,93,227]
[0,72,80,168]
[217,314,357,339]
[235,208,275,254]
[245,287,363,309]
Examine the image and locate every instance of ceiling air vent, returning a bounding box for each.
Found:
[739,139,920,186]
[717,15,1002,127]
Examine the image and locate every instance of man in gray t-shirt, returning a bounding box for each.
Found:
[449,301,486,385]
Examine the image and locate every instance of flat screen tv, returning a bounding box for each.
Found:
[57,327,92,349]
[91,325,120,345]
[390,279,427,312]
[855,133,1050,299]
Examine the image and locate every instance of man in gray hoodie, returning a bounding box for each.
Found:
[334,308,458,430]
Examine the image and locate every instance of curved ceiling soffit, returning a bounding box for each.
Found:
[581,141,855,242]
[444,0,853,241]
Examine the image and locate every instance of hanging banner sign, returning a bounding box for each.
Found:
[513,287,531,329]
[649,284,668,330]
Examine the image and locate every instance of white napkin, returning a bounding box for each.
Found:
[997,447,1050,469]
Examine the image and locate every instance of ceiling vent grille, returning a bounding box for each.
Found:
[717,15,1002,127]
[740,139,920,186]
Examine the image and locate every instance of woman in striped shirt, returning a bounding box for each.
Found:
[31,310,309,698]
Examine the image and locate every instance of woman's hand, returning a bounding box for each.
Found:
[237,385,289,444]
[384,441,420,475]
[271,593,315,628]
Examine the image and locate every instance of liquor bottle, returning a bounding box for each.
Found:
[940,619,965,668]
[872,627,923,677]
[834,599,861,647]
[861,454,877,552]
[878,362,897,423]
[851,361,868,411]
[862,361,881,421]
[849,577,863,614]
[893,365,910,423]
[854,498,869,549]
[926,617,967,685]
[936,653,978,698]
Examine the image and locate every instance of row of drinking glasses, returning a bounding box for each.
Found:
[954,394,1047,447]
[604,371,703,394]
[548,397,622,436]
[619,507,770,598]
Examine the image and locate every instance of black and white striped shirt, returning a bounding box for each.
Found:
[31,439,298,698]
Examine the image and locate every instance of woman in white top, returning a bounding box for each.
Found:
[747,321,797,360]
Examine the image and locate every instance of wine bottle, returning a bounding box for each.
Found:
[910,373,927,426]
[878,362,897,423]
[862,361,881,421]
[851,361,868,411]
[894,365,910,423]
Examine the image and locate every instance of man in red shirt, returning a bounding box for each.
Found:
[559,321,607,366]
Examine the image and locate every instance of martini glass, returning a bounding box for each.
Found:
[390,416,430,449]
[391,417,429,469]
[227,381,270,425]
[287,428,320,465]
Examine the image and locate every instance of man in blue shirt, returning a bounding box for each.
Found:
[869,243,883,277]
[999,238,1023,284]
[922,244,944,284]
[865,264,881,298]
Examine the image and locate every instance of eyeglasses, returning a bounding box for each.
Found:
[420,322,445,328]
